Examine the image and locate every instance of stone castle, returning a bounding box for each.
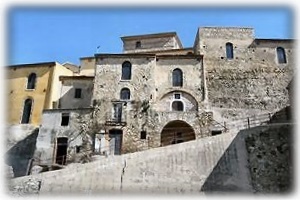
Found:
[6,26,294,177]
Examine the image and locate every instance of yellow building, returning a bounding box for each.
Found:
[7,62,75,126]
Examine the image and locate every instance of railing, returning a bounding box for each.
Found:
[210,119,228,132]
[211,107,291,133]
[105,112,127,126]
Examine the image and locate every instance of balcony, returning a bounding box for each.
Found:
[105,112,127,126]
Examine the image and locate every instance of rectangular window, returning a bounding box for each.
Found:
[211,130,222,136]
[74,88,82,98]
[61,113,70,126]
[140,131,147,139]
[76,146,81,153]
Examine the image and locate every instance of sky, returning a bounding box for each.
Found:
[7,6,293,66]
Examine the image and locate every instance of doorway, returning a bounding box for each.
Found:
[55,137,68,165]
[113,103,123,122]
[109,129,123,155]
[161,120,195,147]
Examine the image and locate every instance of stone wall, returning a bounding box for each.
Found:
[92,54,210,153]
[195,27,294,120]
[245,124,292,193]
[122,35,181,53]
[201,124,293,193]
[93,56,155,104]
[154,56,204,106]
[156,91,198,111]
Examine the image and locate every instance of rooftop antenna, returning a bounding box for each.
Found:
[96,45,101,53]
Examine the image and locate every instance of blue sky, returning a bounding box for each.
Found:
[8,7,293,66]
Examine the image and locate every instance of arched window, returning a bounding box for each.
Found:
[121,61,132,80]
[120,88,130,100]
[172,68,183,87]
[21,98,33,124]
[226,42,234,59]
[27,73,37,89]
[277,47,287,64]
[172,101,184,111]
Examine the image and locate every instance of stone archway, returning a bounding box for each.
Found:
[160,120,195,147]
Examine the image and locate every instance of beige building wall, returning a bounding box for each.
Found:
[7,62,73,126]
[59,76,94,109]
[46,63,74,109]
[79,57,96,76]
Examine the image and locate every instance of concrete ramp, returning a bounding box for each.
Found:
[8,124,292,195]
[8,131,240,195]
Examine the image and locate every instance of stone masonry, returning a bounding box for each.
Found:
[30,26,293,171]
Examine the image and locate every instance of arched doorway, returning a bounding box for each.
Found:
[160,120,195,147]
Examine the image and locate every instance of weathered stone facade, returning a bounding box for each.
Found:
[195,27,293,120]
[32,26,293,167]
[33,108,94,166]
[245,125,292,193]
[121,32,183,53]
[92,52,211,154]
[89,27,293,155]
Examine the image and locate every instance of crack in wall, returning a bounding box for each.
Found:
[120,159,127,191]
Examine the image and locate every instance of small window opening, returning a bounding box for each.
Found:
[74,88,82,98]
[76,146,81,153]
[211,130,222,136]
[27,73,37,89]
[174,93,181,99]
[226,42,234,59]
[136,41,141,49]
[61,113,70,126]
[277,47,287,64]
[120,88,130,100]
[140,131,147,139]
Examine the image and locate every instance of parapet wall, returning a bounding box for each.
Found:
[199,27,254,39]
[8,123,292,195]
